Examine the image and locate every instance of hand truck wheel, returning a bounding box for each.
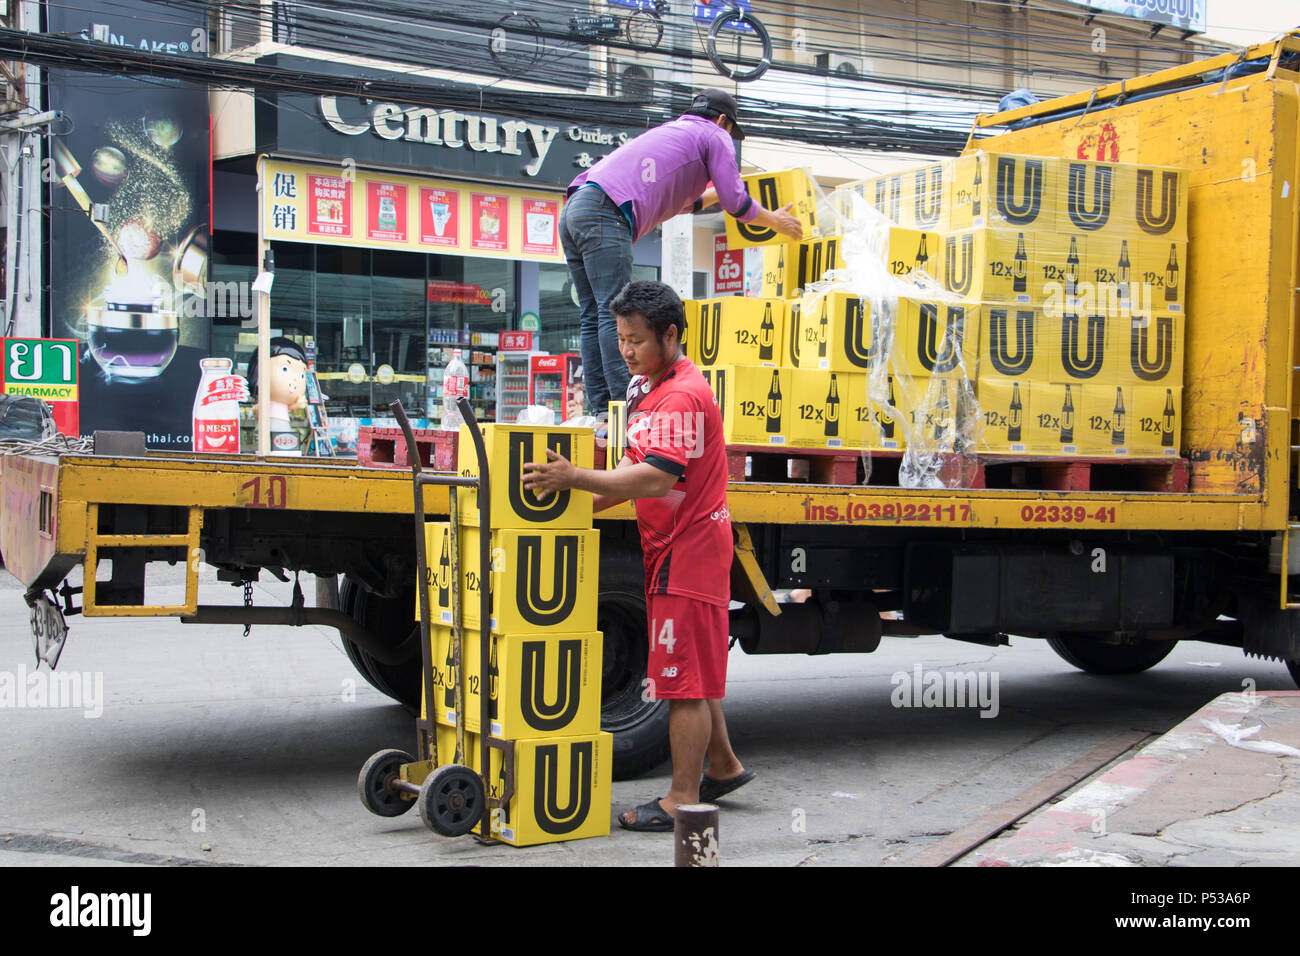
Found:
[357,748,417,817]
[418,764,486,837]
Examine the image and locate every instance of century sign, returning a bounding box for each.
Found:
[314,95,639,181]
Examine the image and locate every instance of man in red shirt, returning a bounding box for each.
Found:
[521,280,753,831]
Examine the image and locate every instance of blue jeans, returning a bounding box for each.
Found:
[560,186,633,415]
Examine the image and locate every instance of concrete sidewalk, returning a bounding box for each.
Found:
[963,691,1300,866]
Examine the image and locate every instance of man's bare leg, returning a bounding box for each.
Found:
[620,698,709,825]
[705,699,745,781]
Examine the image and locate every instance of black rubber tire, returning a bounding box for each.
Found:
[1046,633,1178,675]
[599,545,671,781]
[625,9,664,50]
[1287,659,1300,689]
[357,748,416,817]
[418,764,485,837]
[338,576,422,709]
[706,9,772,82]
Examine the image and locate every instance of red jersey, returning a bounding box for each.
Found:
[624,357,732,607]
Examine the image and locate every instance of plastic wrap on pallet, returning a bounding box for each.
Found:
[809,187,983,489]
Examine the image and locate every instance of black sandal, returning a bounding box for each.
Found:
[618,798,674,832]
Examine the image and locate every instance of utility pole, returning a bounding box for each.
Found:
[1,0,45,338]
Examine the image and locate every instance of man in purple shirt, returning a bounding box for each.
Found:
[562,89,804,415]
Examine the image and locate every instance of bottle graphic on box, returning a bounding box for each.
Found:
[1060,384,1075,444]
[437,533,451,608]
[759,302,775,362]
[882,376,897,441]
[1117,240,1131,305]
[915,234,930,272]
[1165,245,1179,302]
[824,374,840,438]
[972,161,983,217]
[1112,387,1126,445]
[934,378,951,444]
[817,301,829,359]
[1008,382,1023,443]
[1012,233,1027,293]
[775,245,785,297]
[765,370,782,433]
[1065,236,1080,297]
[1161,389,1176,447]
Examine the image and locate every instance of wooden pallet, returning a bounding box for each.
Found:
[726,444,861,486]
[357,427,458,471]
[727,445,1189,492]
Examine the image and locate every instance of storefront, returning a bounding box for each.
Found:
[211,65,660,445]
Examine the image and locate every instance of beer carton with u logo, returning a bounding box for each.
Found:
[941,228,1074,305]
[895,298,982,383]
[975,378,1032,453]
[793,291,888,373]
[701,365,790,446]
[1079,384,1135,455]
[459,730,612,846]
[434,629,602,740]
[1041,311,1116,385]
[456,424,594,530]
[1130,385,1182,456]
[1111,311,1185,388]
[724,168,821,249]
[459,526,598,634]
[1085,238,1186,313]
[1064,163,1185,240]
[688,297,785,368]
[859,163,949,232]
[949,153,1062,232]
[978,306,1044,382]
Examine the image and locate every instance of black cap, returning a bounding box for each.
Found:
[691,88,745,141]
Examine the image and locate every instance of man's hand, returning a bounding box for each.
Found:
[521,448,577,496]
[769,202,804,241]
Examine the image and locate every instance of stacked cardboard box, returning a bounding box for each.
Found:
[420,424,611,845]
[838,153,1187,457]
[696,167,941,451]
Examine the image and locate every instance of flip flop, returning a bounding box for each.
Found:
[699,769,756,804]
[618,798,675,832]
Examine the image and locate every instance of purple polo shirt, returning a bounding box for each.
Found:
[569,114,761,241]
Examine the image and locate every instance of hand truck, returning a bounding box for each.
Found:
[357,398,514,839]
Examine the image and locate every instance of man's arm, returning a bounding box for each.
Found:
[678,186,719,216]
[522,449,677,501]
[593,455,636,512]
[705,133,804,241]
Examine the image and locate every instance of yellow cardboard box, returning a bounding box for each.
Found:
[1041,312,1116,385]
[1111,311,1185,387]
[895,299,981,381]
[456,425,595,530]
[976,377,1032,453]
[898,373,978,454]
[789,369,883,451]
[703,365,791,446]
[1130,385,1182,456]
[979,305,1044,381]
[759,242,798,299]
[1020,380,1081,455]
[949,153,1060,232]
[432,629,601,739]
[1135,239,1187,311]
[724,168,821,248]
[689,297,785,367]
[861,163,949,231]
[459,527,599,634]
[1079,384,1134,455]
[795,291,887,373]
[793,236,844,293]
[1126,165,1189,240]
[463,730,612,846]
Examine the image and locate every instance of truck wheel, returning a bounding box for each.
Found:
[600,545,671,781]
[1046,633,1178,675]
[339,575,422,709]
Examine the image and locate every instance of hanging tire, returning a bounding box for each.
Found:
[706,9,772,82]
[1046,633,1178,675]
[339,576,422,708]
[600,545,671,781]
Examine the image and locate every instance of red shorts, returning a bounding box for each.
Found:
[645,593,730,700]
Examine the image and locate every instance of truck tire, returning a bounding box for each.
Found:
[338,576,422,709]
[1287,660,1300,690]
[600,545,671,780]
[1046,633,1178,675]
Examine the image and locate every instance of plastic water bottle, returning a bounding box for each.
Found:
[442,349,469,431]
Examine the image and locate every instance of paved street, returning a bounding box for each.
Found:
[1,568,1293,867]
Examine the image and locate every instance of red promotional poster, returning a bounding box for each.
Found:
[471,193,508,251]
[419,187,459,247]
[715,235,743,293]
[427,281,493,305]
[521,198,559,255]
[308,174,352,237]
[366,180,407,242]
